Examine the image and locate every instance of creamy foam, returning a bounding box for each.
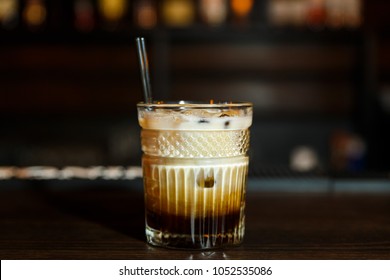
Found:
[138,105,252,131]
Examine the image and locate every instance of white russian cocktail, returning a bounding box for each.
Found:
[137,101,252,249]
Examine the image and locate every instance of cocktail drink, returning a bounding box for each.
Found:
[137,101,252,249]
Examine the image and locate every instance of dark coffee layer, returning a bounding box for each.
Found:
[146,208,243,236]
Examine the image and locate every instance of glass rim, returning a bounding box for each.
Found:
[137,100,253,109]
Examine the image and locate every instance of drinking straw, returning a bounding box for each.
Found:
[135,37,153,103]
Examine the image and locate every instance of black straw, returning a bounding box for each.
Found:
[135,37,153,104]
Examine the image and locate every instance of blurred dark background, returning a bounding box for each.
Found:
[1,0,390,176]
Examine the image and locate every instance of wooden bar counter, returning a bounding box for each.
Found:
[1,179,390,260]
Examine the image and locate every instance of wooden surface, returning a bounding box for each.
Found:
[1,180,390,260]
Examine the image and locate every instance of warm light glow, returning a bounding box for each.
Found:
[0,0,18,22]
[74,0,95,32]
[135,0,157,29]
[231,0,253,18]
[344,0,362,28]
[23,0,46,27]
[199,0,228,26]
[98,0,127,22]
[267,0,362,29]
[162,0,195,27]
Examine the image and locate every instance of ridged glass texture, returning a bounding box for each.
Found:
[143,156,248,249]
[141,130,250,157]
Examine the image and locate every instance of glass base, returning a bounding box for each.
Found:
[145,226,244,250]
